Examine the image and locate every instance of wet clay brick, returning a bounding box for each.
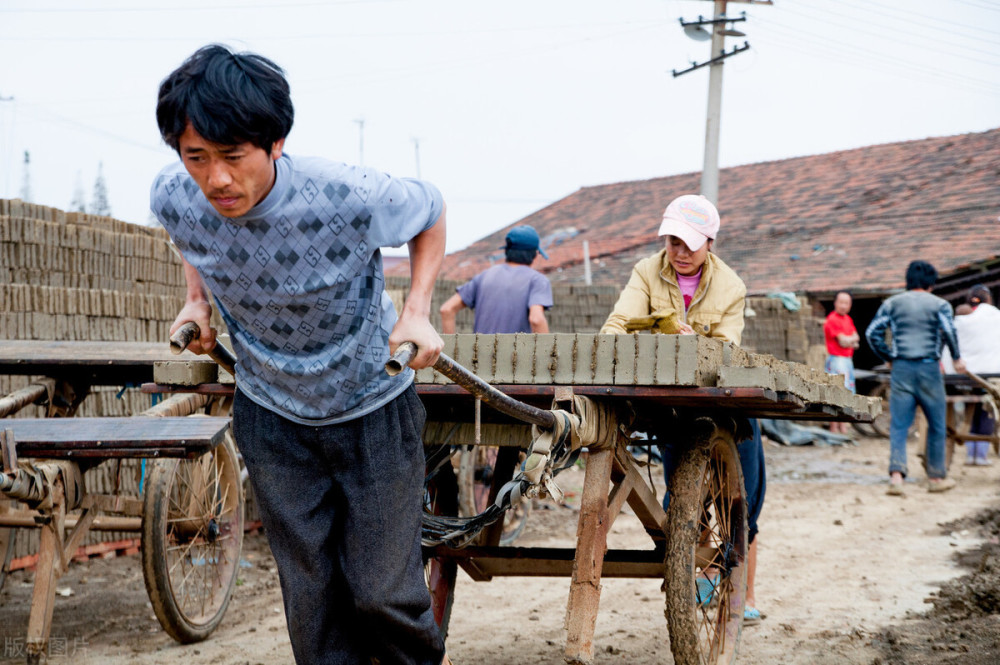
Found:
[553,334,576,384]
[513,333,535,384]
[533,334,556,385]
[614,334,637,385]
[493,334,516,384]
[573,333,596,384]
[594,334,616,385]
[635,334,657,385]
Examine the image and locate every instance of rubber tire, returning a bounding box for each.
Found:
[424,462,459,639]
[0,500,15,598]
[869,383,892,439]
[141,435,244,644]
[664,423,748,665]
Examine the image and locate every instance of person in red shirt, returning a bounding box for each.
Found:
[824,291,860,434]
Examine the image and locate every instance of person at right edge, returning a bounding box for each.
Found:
[941,285,1000,465]
[866,260,965,496]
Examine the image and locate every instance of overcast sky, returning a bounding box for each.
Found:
[1,0,998,255]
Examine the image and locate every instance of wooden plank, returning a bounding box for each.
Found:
[11,447,204,460]
[565,447,613,664]
[2,416,229,458]
[0,340,198,366]
[0,341,205,385]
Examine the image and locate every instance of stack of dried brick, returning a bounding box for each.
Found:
[1,198,189,563]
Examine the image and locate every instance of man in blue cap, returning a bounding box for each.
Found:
[440,225,552,334]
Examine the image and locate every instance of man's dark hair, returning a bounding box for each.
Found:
[905,260,938,290]
[835,290,852,300]
[156,44,294,153]
[969,284,992,306]
[505,247,537,266]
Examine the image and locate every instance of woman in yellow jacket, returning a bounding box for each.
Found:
[601,194,765,625]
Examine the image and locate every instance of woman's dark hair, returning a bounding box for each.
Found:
[156,44,294,153]
[969,284,992,306]
[905,260,938,290]
[505,247,537,266]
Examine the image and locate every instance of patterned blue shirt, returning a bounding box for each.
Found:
[151,154,443,425]
[865,290,960,363]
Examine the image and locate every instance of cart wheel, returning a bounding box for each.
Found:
[850,420,876,438]
[458,446,531,545]
[142,433,244,643]
[664,424,747,665]
[869,383,891,439]
[424,458,458,639]
[0,500,16,597]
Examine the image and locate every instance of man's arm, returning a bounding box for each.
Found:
[938,303,966,373]
[528,304,549,333]
[170,255,217,354]
[836,332,860,349]
[600,265,652,334]
[865,304,892,362]
[439,293,466,335]
[388,207,447,369]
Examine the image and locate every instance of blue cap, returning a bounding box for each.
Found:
[503,225,548,259]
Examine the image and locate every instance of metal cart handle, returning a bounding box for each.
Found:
[170,322,238,377]
[386,342,556,430]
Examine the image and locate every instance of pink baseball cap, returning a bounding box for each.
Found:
[657,194,720,251]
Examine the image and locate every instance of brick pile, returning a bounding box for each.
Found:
[0,199,190,563]
[742,296,826,366]
[413,333,879,417]
[389,274,828,365]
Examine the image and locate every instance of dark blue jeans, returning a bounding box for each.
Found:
[232,385,444,665]
[661,419,765,544]
[888,358,947,479]
[968,404,996,463]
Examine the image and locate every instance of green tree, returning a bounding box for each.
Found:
[90,161,111,216]
[69,170,86,213]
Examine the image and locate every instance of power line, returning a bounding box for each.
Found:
[0,18,672,42]
[752,30,1000,97]
[859,0,1000,39]
[0,0,400,13]
[26,107,166,154]
[953,0,1000,12]
[751,14,1000,96]
[837,0,1000,43]
[293,21,669,91]
[778,4,1000,67]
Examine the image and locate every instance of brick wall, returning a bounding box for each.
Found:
[0,199,222,561]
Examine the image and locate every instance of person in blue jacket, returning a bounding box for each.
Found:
[866,261,965,495]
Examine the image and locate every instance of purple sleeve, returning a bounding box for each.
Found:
[456,276,480,309]
[528,272,553,309]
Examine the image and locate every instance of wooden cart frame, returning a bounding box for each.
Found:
[416,382,869,665]
[0,342,244,664]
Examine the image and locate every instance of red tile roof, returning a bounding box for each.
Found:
[393,128,1000,296]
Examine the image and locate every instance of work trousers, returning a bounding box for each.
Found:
[232,386,444,665]
[888,358,947,480]
[967,403,996,463]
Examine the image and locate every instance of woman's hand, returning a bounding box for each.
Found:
[677,322,696,335]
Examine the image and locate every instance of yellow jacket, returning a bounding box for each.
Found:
[600,250,747,344]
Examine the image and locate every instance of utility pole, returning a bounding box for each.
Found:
[702,0,727,205]
[412,137,422,179]
[0,95,14,198]
[354,118,365,166]
[673,1,771,205]
[19,151,30,202]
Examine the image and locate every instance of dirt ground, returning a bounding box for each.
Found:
[2,431,999,665]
